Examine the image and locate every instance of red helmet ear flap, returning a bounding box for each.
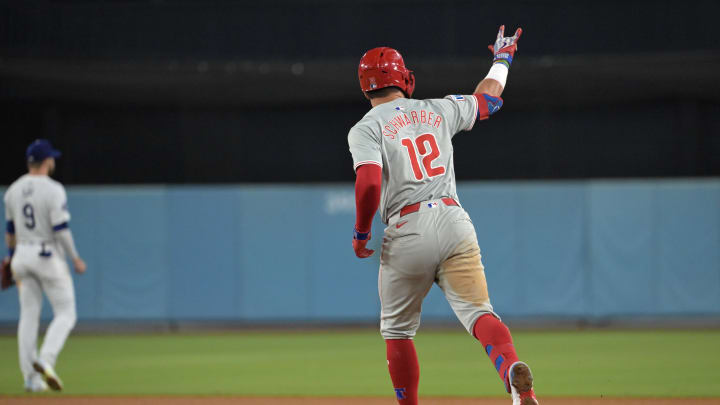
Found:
[405,71,415,98]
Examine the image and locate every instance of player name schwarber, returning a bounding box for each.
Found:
[382,107,444,140]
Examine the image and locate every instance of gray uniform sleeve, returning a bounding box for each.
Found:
[4,190,13,234]
[440,94,480,136]
[50,185,78,259]
[3,191,11,222]
[348,124,383,171]
[50,185,71,228]
[55,228,79,260]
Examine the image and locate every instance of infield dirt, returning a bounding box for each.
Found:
[1,398,719,405]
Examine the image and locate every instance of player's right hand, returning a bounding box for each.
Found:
[353,238,374,258]
[488,25,522,67]
[352,229,375,258]
[73,257,87,274]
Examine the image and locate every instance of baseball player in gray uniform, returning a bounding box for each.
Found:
[4,139,87,392]
[348,27,538,405]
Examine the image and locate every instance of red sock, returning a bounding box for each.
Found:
[473,314,520,392]
[385,339,419,405]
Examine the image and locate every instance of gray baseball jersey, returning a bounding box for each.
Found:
[348,94,480,223]
[5,174,71,244]
[348,94,498,340]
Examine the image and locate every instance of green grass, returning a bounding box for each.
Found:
[0,329,718,397]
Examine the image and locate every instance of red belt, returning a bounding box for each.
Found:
[399,198,459,217]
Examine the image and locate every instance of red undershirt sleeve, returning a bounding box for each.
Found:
[354,164,382,233]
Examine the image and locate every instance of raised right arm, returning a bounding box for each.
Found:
[474,25,522,108]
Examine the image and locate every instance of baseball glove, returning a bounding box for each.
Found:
[1,257,14,290]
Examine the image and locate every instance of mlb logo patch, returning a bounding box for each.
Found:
[453,95,465,101]
[427,202,438,208]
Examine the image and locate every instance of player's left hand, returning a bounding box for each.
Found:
[488,25,523,68]
[1,256,15,290]
[73,257,87,274]
[353,229,375,258]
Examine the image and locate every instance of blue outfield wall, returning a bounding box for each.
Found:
[0,179,719,323]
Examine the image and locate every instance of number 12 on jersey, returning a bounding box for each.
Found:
[401,133,446,181]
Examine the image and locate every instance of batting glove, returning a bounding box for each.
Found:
[488,25,523,68]
[353,228,375,258]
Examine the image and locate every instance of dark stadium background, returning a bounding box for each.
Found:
[1,0,718,184]
[1,2,720,399]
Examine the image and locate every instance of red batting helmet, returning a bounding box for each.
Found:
[358,47,415,98]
